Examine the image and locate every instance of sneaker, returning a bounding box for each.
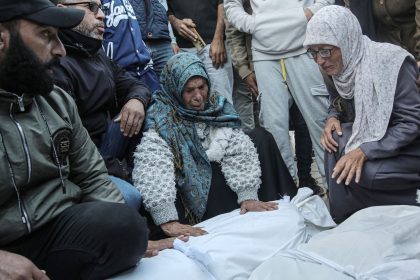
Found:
[298,176,326,196]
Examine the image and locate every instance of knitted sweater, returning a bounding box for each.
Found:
[132,123,261,225]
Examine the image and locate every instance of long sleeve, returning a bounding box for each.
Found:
[59,87,123,203]
[132,130,178,225]
[111,56,151,108]
[157,0,177,44]
[225,0,253,79]
[307,0,336,14]
[220,129,261,203]
[224,0,255,34]
[360,58,420,159]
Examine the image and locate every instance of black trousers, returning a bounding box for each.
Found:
[4,202,148,280]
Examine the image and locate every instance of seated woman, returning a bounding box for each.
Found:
[132,53,297,237]
[304,5,420,223]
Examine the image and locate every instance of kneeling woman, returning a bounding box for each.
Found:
[132,53,296,237]
[304,6,420,223]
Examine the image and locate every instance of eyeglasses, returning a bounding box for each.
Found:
[307,48,335,60]
[64,1,103,15]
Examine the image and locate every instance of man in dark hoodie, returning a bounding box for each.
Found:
[52,0,151,209]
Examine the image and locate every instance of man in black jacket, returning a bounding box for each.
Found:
[52,0,151,207]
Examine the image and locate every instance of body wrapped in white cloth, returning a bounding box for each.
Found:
[111,188,335,280]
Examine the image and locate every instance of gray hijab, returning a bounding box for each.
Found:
[304,5,411,153]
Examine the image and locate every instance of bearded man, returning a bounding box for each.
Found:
[0,0,148,279]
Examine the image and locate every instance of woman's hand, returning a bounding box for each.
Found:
[240,200,278,214]
[160,221,207,237]
[145,235,189,257]
[332,147,367,185]
[321,117,342,153]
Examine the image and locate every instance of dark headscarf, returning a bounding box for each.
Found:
[144,52,241,219]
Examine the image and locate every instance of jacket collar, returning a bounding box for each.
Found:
[59,29,103,57]
[0,89,33,112]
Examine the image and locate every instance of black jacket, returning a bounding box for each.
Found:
[52,30,151,147]
[130,0,171,43]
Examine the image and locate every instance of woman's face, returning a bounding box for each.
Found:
[308,44,343,76]
[182,76,209,111]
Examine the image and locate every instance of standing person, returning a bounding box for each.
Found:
[167,0,234,103]
[225,0,258,132]
[224,0,333,184]
[225,0,325,194]
[52,0,151,207]
[0,0,148,279]
[130,0,177,78]
[103,0,160,92]
[305,5,420,223]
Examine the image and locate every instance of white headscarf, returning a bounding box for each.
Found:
[303,5,412,153]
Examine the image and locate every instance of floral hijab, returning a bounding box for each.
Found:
[304,5,411,153]
[144,52,241,220]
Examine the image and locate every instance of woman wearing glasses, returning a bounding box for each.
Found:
[304,5,420,223]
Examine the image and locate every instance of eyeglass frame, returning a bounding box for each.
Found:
[307,47,336,60]
[63,1,103,15]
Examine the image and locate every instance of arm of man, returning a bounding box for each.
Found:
[0,250,49,280]
[209,3,227,69]
[158,0,179,53]
[168,15,197,42]
[224,0,255,34]
[225,10,258,96]
[111,59,151,137]
[167,0,197,42]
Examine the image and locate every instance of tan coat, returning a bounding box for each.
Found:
[372,0,420,60]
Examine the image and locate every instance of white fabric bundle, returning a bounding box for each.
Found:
[250,205,420,280]
[111,188,335,280]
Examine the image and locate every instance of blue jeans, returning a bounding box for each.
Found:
[146,40,174,79]
[99,120,142,172]
[110,175,142,210]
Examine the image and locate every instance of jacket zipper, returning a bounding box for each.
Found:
[9,102,32,233]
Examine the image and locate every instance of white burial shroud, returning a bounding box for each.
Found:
[111,188,336,280]
[250,205,420,280]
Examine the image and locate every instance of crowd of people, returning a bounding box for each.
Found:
[0,0,419,279]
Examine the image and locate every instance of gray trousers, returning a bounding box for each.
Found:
[232,67,259,132]
[326,123,420,223]
[254,53,329,181]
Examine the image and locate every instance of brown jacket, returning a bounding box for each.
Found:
[373,0,420,60]
[224,0,253,79]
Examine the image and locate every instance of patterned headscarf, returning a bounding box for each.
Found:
[304,5,411,153]
[144,52,241,220]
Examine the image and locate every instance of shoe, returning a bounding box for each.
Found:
[298,176,326,196]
